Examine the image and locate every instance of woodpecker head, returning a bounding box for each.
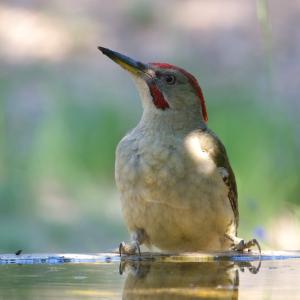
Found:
[98,47,208,125]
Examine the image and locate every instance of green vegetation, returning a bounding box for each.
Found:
[0,0,299,253]
[1,66,299,252]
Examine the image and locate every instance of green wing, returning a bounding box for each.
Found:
[200,129,239,226]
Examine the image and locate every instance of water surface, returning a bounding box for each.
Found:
[0,252,300,299]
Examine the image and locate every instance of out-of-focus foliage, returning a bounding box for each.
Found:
[0,0,300,252]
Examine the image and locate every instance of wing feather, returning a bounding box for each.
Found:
[198,129,239,226]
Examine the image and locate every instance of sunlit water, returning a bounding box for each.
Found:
[0,253,300,299]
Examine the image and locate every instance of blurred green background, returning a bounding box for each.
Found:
[0,0,299,253]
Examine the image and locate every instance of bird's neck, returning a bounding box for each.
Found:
[139,109,207,134]
[133,77,207,134]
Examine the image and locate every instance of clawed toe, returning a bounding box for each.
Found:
[119,242,125,257]
[119,241,141,257]
[119,260,126,275]
[225,234,261,255]
[232,239,245,251]
[232,238,261,256]
[244,238,261,254]
[236,261,261,274]
[234,238,261,253]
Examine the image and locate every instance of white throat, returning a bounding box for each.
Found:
[132,76,207,133]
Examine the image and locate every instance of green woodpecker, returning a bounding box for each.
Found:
[98,47,260,255]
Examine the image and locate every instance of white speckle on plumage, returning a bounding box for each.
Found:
[218,167,229,180]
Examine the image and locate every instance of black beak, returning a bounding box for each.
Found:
[98,47,148,77]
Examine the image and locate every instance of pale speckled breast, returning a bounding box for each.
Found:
[115,128,235,251]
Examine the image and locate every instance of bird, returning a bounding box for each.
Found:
[98,46,260,255]
[121,260,239,300]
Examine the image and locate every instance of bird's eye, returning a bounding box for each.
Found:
[164,75,176,85]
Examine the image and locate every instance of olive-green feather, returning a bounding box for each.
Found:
[198,129,239,227]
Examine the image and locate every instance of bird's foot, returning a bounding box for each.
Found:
[225,235,262,273]
[225,234,261,255]
[232,238,261,254]
[236,260,261,274]
[119,260,150,277]
[119,241,141,257]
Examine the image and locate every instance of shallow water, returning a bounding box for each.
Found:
[0,253,300,299]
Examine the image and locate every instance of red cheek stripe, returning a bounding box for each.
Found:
[149,83,169,110]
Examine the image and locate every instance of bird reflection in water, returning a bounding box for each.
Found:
[120,259,260,299]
